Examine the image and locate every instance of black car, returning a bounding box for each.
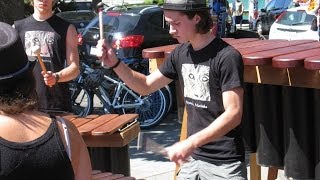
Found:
[253,0,293,36]
[56,10,96,33]
[78,4,178,64]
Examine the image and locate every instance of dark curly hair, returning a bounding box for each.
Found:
[0,71,38,114]
[182,10,213,34]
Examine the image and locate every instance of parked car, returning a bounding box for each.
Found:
[78,4,178,64]
[56,10,96,33]
[269,7,319,40]
[253,0,293,36]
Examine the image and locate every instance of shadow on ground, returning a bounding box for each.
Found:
[129,112,181,162]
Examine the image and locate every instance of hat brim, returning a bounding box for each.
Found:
[0,61,34,82]
[161,3,211,11]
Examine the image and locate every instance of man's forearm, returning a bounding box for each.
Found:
[113,61,153,95]
[188,110,242,149]
[56,63,80,82]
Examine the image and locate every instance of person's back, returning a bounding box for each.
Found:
[0,115,74,180]
[0,21,91,180]
[232,0,243,17]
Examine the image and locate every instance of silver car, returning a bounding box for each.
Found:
[269,7,319,40]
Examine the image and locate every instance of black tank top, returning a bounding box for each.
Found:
[14,15,72,112]
[0,117,75,180]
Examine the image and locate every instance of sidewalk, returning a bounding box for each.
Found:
[129,111,286,180]
[129,112,178,180]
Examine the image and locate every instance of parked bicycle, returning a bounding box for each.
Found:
[69,61,172,128]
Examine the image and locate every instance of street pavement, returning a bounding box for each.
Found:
[129,112,179,180]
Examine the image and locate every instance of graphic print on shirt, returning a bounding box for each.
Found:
[24,31,54,60]
[182,64,211,101]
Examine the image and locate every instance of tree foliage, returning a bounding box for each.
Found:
[0,0,24,24]
[144,0,164,5]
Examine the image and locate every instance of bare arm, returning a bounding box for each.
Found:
[43,24,80,86]
[59,24,80,81]
[166,87,244,164]
[241,3,244,15]
[96,39,173,95]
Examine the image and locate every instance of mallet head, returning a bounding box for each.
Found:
[31,45,41,55]
[96,2,105,10]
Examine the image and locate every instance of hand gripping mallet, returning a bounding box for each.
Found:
[31,45,47,74]
[32,45,52,87]
[97,2,105,66]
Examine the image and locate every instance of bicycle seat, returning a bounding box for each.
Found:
[83,69,104,88]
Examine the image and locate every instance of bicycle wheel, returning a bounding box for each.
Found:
[69,83,93,117]
[162,85,173,114]
[129,60,173,114]
[121,89,167,129]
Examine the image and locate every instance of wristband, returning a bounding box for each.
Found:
[54,72,60,83]
[110,59,121,69]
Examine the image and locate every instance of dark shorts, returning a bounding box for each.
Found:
[234,15,243,24]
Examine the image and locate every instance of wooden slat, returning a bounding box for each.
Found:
[223,38,259,45]
[78,114,119,136]
[92,114,138,135]
[241,40,315,56]
[85,114,101,119]
[243,41,320,66]
[83,122,140,147]
[304,55,320,70]
[174,107,188,180]
[250,154,261,180]
[142,44,178,59]
[72,117,97,128]
[272,48,320,68]
[232,39,285,50]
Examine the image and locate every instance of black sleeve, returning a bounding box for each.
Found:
[218,46,244,92]
[158,47,179,80]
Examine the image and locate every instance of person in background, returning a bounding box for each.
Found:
[96,0,247,179]
[210,0,232,37]
[0,21,91,180]
[14,0,80,114]
[231,0,244,29]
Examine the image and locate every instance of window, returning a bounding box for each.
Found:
[148,12,163,28]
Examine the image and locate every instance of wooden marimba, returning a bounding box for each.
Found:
[143,38,320,180]
[61,113,140,177]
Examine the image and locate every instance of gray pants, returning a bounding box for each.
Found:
[177,157,247,180]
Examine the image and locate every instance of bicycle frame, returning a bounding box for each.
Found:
[81,63,143,112]
[73,62,169,128]
[95,74,144,110]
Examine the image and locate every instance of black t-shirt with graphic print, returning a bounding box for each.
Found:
[159,38,244,163]
[14,15,72,112]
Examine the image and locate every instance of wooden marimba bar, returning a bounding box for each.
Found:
[61,113,140,176]
[143,38,320,180]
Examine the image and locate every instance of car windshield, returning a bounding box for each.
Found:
[87,13,140,32]
[277,11,315,25]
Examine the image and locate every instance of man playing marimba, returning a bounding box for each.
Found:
[96,0,246,179]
